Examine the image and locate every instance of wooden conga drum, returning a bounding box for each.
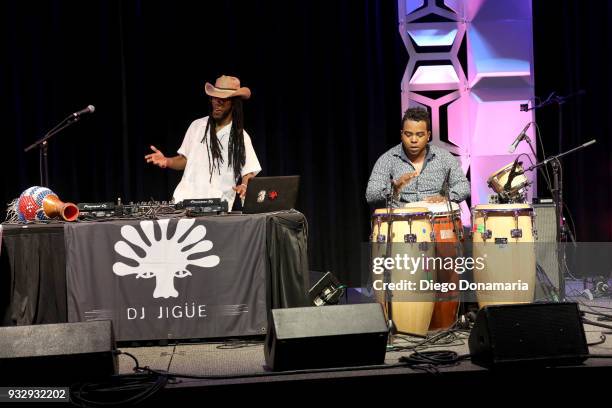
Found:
[371,207,435,336]
[427,202,463,330]
[471,204,536,308]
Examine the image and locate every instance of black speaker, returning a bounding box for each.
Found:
[468,303,588,368]
[0,320,118,385]
[264,303,388,371]
[533,202,560,300]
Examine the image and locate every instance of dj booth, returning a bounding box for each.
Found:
[0,211,310,342]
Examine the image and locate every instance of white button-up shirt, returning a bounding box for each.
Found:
[173,116,261,208]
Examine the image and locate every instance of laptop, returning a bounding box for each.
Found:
[242,176,300,214]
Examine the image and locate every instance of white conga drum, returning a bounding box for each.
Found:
[471,204,536,308]
[371,207,435,336]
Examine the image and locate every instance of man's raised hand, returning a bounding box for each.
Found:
[145,145,168,169]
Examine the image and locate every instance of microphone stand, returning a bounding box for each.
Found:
[384,175,396,344]
[524,90,585,156]
[442,170,464,323]
[523,139,596,300]
[524,90,585,210]
[523,91,585,301]
[24,113,83,188]
[442,168,460,242]
[503,156,522,201]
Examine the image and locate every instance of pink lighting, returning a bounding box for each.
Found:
[399,0,536,223]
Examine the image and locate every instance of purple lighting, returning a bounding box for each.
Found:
[399,0,536,224]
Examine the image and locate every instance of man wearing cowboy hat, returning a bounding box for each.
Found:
[145,75,261,208]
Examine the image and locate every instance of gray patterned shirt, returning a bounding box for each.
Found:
[366,143,470,207]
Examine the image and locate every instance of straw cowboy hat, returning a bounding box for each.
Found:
[204,75,251,99]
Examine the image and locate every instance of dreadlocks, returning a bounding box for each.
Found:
[202,97,246,182]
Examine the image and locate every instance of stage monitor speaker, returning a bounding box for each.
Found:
[265,303,388,371]
[468,303,588,368]
[0,320,118,385]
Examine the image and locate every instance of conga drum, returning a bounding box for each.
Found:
[426,201,463,330]
[371,208,435,336]
[471,204,536,308]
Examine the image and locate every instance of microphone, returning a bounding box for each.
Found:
[71,105,95,118]
[582,139,596,148]
[508,122,531,153]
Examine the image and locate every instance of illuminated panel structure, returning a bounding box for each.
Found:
[398,0,536,222]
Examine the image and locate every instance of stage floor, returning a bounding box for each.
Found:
[115,300,612,395]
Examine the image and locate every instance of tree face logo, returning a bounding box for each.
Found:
[112,219,220,299]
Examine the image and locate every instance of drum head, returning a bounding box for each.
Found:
[473,203,532,212]
[422,201,459,215]
[487,161,529,195]
[373,207,430,216]
[489,161,517,177]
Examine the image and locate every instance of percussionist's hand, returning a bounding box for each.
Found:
[392,171,419,194]
[425,195,446,203]
[145,145,168,168]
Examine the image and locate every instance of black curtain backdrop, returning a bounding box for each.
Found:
[1,0,406,286]
[532,1,612,243]
[2,1,610,286]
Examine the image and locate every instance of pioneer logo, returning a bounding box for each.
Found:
[78,202,114,211]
